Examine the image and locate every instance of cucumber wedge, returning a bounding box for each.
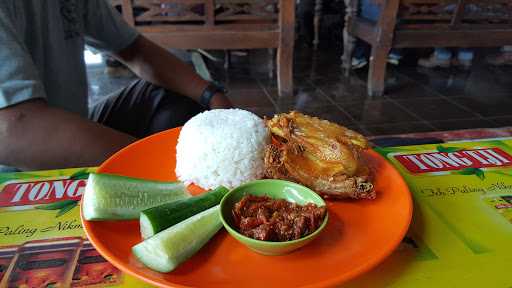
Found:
[83,173,190,221]
[132,205,222,273]
[140,186,229,239]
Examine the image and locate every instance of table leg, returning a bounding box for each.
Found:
[368,45,389,96]
[278,0,295,97]
[313,0,323,50]
[268,48,276,79]
[342,0,358,75]
[224,50,231,69]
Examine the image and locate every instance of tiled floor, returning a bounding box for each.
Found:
[87,44,512,137]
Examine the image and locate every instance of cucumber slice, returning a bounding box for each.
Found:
[83,173,190,221]
[132,205,222,273]
[140,186,229,239]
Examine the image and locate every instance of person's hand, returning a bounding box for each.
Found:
[209,93,233,109]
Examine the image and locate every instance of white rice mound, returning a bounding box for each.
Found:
[175,109,270,189]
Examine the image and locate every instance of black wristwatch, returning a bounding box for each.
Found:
[199,82,226,109]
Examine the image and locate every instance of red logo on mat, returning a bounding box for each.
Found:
[394,148,512,173]
[0,179,85,207]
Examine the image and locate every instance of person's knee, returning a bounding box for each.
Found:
[148,93,205,135]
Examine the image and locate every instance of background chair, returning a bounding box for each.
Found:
[342,0,512,96]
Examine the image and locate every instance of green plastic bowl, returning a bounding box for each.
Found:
[219,179,328,256]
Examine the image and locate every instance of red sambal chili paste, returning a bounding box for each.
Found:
[232,194,327,241]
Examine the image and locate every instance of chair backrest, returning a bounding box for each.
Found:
[111,0,279,30]
[396,0,512,30]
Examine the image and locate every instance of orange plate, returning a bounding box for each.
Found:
[81,128,413,288]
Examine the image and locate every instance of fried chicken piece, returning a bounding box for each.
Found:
[264,111,375,199]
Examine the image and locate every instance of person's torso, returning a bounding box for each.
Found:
[2,0,89,116]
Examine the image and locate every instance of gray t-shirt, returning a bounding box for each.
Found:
[0,0,139,117]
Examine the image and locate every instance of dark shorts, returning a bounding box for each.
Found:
[89,80,205,138]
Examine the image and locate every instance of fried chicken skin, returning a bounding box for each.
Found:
[264,111,375,199]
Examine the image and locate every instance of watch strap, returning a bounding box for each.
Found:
[199,82,225,109]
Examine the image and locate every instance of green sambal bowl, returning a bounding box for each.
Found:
[219,179,328,256]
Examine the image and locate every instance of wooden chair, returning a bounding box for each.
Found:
[112,0,295,96]
[342,0,512,97]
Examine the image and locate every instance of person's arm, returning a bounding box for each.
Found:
[0,100,136,170]
[113,35,232,109]
[83,0,231,108]
[0,5,135,171]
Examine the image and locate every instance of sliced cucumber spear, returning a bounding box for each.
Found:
[82,173,190,221]
[140,186,229,239]
[132,205,222,273]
